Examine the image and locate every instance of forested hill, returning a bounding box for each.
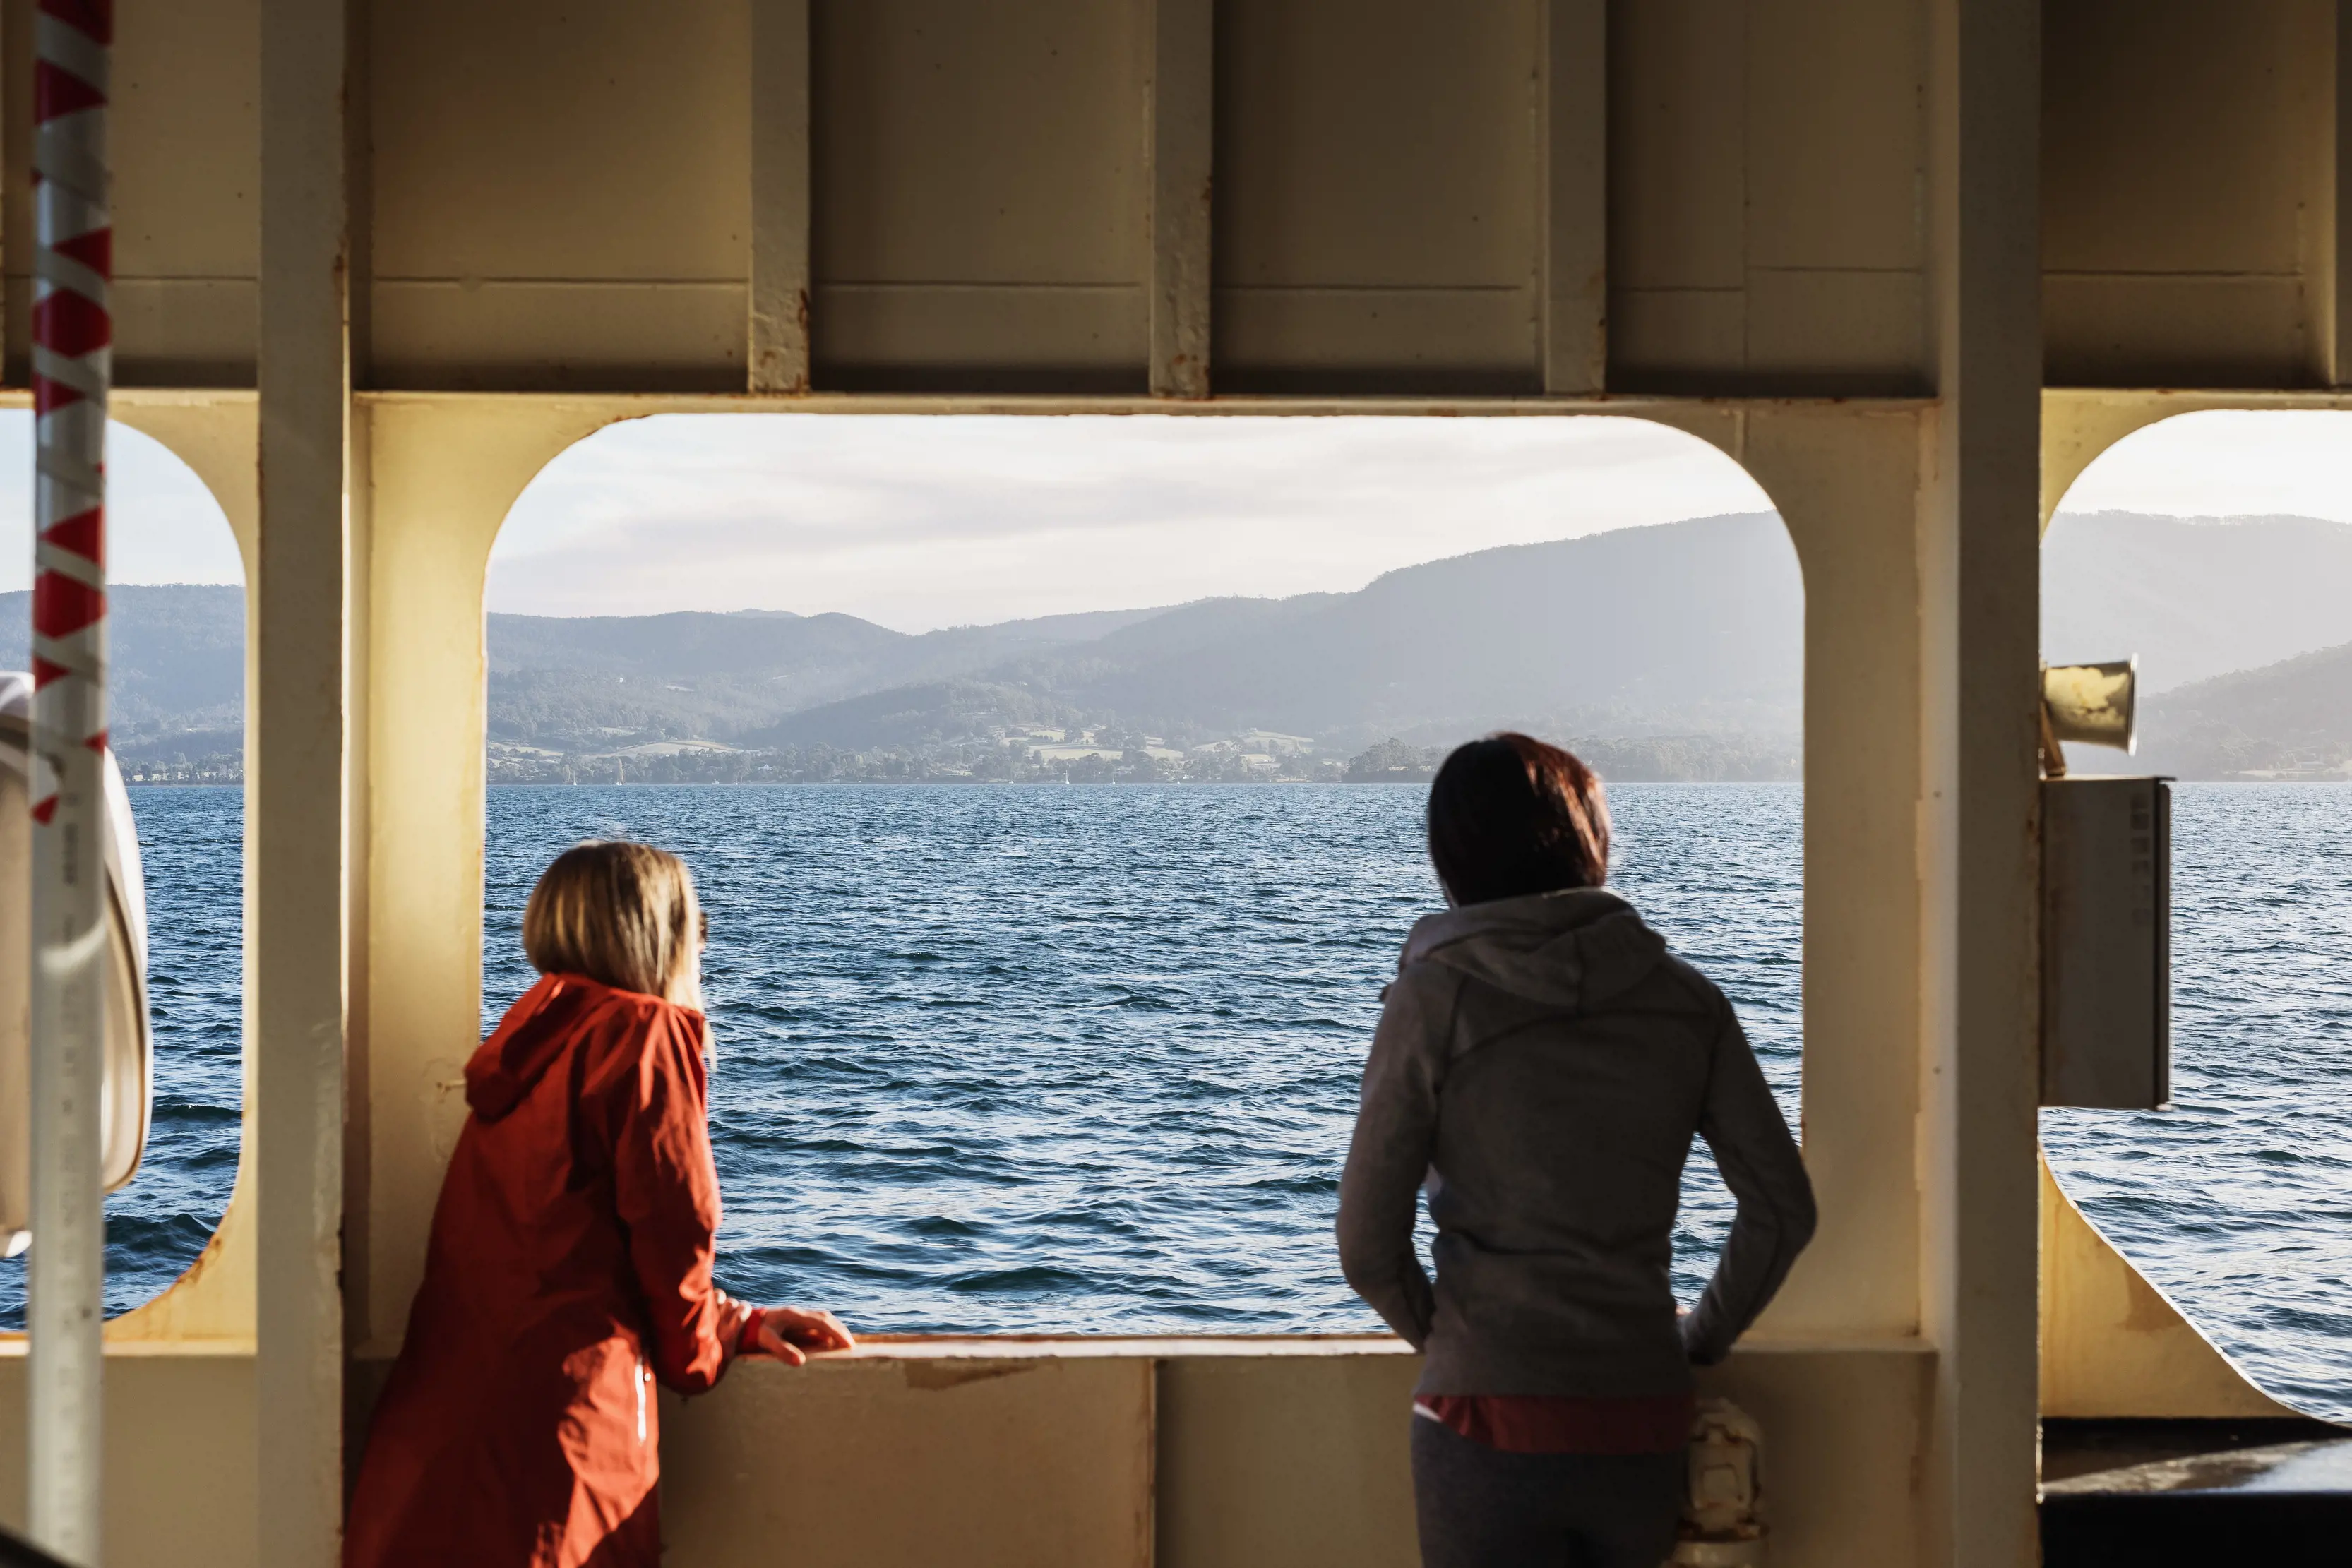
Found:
[2041,511,2352,690]
[9,509,2352,777]
[0,583,244,758]
[758,513,1806,750]
[477,513,1805,754]
[2135,640,2352,780]
[480,601,1193,747]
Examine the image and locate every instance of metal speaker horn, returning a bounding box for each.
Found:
[2040,659,2137,777]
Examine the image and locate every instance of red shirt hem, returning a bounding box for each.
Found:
[1412,1392,1697,1454]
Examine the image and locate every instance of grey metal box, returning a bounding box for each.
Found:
[2040,776,2171,1110]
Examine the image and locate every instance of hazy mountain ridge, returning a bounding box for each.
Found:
[484,508,2352,772]
[11,508,2352,779]
[750,680,1082,752]
[2041,511,2352,690]
[2133,640,2352,780]
[1034,514,1805,742]
[0,583,244,750]
[484,601,1183,744]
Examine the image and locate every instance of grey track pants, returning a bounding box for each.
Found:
[1409,1417,1682,1568]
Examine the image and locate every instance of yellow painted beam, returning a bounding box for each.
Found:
[2038,1155,2296,1419]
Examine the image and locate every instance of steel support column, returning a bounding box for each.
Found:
[1920,0,2044,1563]
[1539,0,1606,395]
[2334,0,2351,385]
[1147,0,1212,399]
[749,0,812,394]
[256,0,352,1562]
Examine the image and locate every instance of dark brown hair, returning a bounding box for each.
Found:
[1426,733,1611,906]
[523,841,705,1005]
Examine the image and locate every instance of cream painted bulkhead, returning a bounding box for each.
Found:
[0,1,2346,1564]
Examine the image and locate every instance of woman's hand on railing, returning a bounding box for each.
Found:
[745,1306,856,1366]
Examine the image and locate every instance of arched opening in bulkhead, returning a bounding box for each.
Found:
[2042,408,2352,1418]
[0,413,247,1325]
[479,412,1799,1334]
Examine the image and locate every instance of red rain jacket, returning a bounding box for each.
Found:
[346,974,748,1568]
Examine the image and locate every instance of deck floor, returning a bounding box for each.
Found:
[2041,1418,2352,1565]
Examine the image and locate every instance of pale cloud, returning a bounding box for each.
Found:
[0,410,244,592]
[486,414,1774,630]
[2058,409,2352,522]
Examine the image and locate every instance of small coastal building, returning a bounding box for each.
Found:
[2,4,2346,1566]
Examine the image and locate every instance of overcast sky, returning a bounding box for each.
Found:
[0,414,241,591]
[0,407,2344,633]
[486,415,1774,628]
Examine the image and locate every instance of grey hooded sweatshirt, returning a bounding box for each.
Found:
[1337,887,1815,1396]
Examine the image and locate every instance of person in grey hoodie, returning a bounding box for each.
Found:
[1337,733,1815,1568]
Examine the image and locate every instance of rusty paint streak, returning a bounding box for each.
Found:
[900,1359,1032,1392]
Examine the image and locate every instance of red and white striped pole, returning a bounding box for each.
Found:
[28,1,112,1560]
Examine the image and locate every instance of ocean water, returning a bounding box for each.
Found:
[4,783,2346,1422]
[479,784,1803,1338]
[0,786,245,1319]
[2042,784,2352,1418]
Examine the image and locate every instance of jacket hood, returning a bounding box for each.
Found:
[466,973,696,1122]
[1400,887,1666,1010]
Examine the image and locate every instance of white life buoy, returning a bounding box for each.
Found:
[0,669,155,1255]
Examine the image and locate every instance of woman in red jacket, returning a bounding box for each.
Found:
[347,840,852,1568]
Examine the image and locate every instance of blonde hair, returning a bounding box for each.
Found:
[523,841,706,1007]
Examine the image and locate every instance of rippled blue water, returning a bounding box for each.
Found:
[2043,785,2352,1419]
[0,786,245,1324]
[481,784,1801,1338]
[6,782,2346,1425]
